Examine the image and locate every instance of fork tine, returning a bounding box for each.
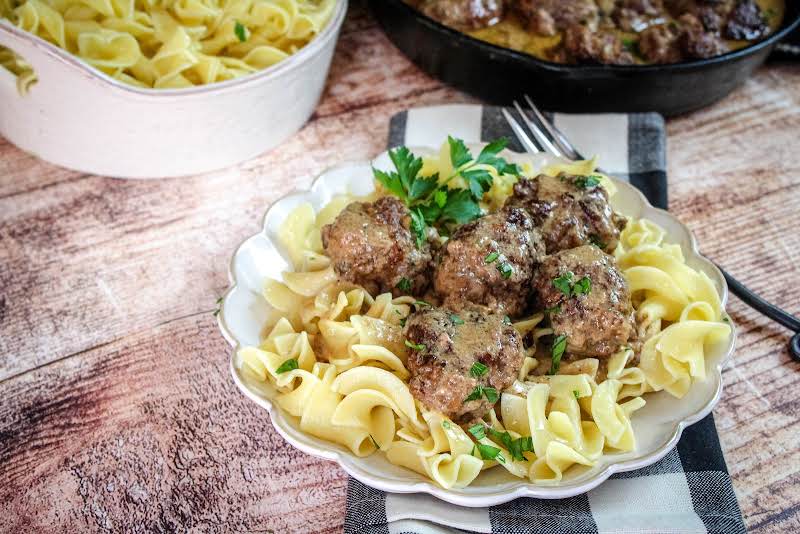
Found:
[512,100,564,158]
[522,95,582,160]
[501,108,541,155]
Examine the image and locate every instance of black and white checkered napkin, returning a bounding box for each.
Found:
[344,105,745,534]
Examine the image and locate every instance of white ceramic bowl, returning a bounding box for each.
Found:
[218,148,736,506]
[0,0,347,179]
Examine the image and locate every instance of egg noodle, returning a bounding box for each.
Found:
[236,144,731,488]
[0,0,336,92]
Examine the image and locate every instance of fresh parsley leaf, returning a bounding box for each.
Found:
[434,189,448,208]
[496,453,506,464]
[572,276,592,296]
[461,168,493,200]
[485,252,499,264]
[450,313,465,325]
[442,420,452,430]
[276,358,299,374]
[389,146,424,192]
[573,390,581,399]
[468,424,486,440]
[414,300,431,308]
[399,317,407,327]
[544,304,561,315]
[417,201,442,224]
[373,168,407,203]
[574,175,601,189]
[464,385,483,403]
[408,173,439,202]
[213,296,223,317]
[408,207,427,249]
[477,443,503,461]
[234,21,247,42]
[621,37,636,53]
[589,235,607,249]
[497,262,513,279]
[553,271,574,297]
[475,137,508,165]
[396,277,412,292]
[441,188,481,224]
[548,334,568,375]
[482,386,499,403]
[503,315,511,325]
[448,136,472,168]
[470,361,488,377]
[404,339,425,351]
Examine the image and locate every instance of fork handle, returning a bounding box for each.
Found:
[716,264,800,332]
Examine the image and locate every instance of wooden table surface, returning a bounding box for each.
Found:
[2,4,799,533]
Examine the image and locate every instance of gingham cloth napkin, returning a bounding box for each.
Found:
[343,105,746,534]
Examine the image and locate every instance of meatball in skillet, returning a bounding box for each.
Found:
[532,245,636,358]
[504,174,627,254]
[551,24,635,65]
[434,206,546,316]
[321,196,434,297]
[405,307,524,422]
[514,0,599,36]
[418,0,505,31]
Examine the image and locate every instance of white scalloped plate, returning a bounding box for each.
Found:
[217,147,736,506]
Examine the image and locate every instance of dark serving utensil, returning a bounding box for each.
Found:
[370,0,800,117]
[503,96,800,362]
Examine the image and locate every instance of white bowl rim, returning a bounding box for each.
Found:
[0,0,348,100]
[217,150,737,506]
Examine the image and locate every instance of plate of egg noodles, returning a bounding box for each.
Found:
[0,0,337,90]
[218,137,735,505]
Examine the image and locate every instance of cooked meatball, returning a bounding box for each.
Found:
[404,307,524,422]
[639,23,683,63]
[504,174,627,254]
[552,24,635,64]
[613,0,665,32]
[514,0,599,36]
[532,245,636,358]
[321,196,434,297]
[419,0,505,31]
[433,207,545,316]
[725,0,768,40]
[678,13,728,58]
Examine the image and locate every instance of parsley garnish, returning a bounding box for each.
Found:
[450,313,464,325]
[399,317,407,327]
[486,428,533,461]
[373,137,520,247]
[463,385,498,403]
[544,304,561,316]
[234,21,248,42]
[396,277,412,292]
[414,300,431,308]
[404,339,425,351]
[503,315,512,325]
[573,390,581,399]
[553,271,591,297]
[574,175,601,189]
[468,424,486,440]
[497,262,513,279]
[548,334,568,375]
[485,251,499,264]
[470,361,488,378]
[276,358,299,374]
[212,296,223,317]
[442,420,452,430]
[589,235,606,249]
[477,443,503,462]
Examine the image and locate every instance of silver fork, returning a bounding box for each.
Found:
[503,95,800,362]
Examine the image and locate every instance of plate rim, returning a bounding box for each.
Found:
[217,148,737,506]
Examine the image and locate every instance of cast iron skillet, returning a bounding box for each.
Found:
[370,0,800,116]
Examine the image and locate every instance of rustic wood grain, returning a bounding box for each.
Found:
[1,2,799,532]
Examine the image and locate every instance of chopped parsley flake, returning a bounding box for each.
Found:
[482,386,499,403]
[212,296,223,317]
[463,385,499,404]
[442,420,452,430]
[497,262,514,279]
[399,317,407,327]
[234,21,247,42]
[396,277,412,292]
[589,235,607,249]
[470,361,488,378]
[503,315,512,325]
[544,304,561,315]
[468,424,486,440]
[573,390,581,399]
[414,300,431,308]
[574,175,601,189]
[276,358,299,374]
[450,313,464,325]
[572,276,592,296]
[485,252,500,263]
[548,334,568,375]
[476,443,503,461]
[553,271,574,296]
[404,339,425,351]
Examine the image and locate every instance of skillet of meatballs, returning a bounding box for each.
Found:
[321,165,638,421]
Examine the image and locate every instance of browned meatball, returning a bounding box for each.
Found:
[504,174,627,254]
[514,0,599,36]
[613,0,665,32]
[724,0,768,40]
[321,196,434,297]
[552,24,635,65]
[419,0,505,31]
[639,23,683,63]
[433,207,545,316]
[532,245,636,358]
[405,307,524,422]
[678,13,728,58]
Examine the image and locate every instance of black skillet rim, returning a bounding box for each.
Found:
[383,0,800,73]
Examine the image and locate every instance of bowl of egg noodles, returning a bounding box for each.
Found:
[0,0,346,178]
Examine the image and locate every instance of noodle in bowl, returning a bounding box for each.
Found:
[0,0,347,178]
